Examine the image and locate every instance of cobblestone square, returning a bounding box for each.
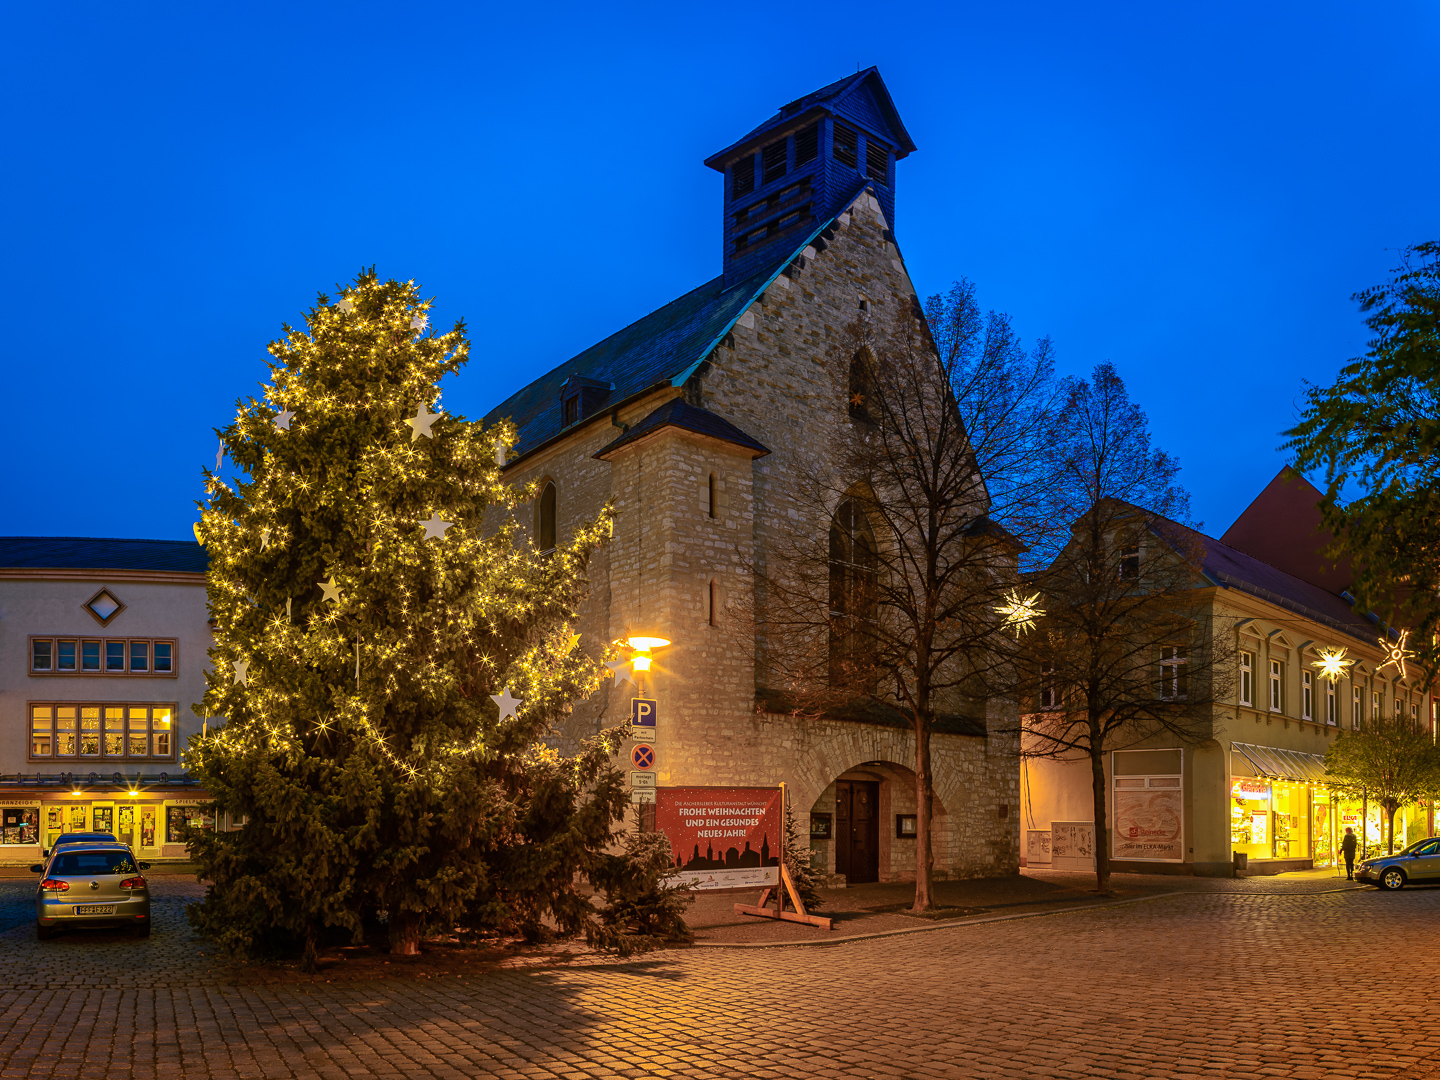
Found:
[0,875,1433,1079]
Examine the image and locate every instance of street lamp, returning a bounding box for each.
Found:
[626,635,670,672]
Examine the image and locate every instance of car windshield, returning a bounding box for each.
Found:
[1401,838,1440,857]
[50,850,137,876]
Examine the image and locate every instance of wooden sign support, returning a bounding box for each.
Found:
[733,782,832,931]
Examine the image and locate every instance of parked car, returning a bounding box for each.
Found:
[1355,837,1440,890]
[41,832,117,859]
[33,843,151,939]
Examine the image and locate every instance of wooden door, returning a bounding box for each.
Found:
[834,780,880,883]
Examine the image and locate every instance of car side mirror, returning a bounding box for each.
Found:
[138,862,151,870]
[30,864,45,873]
[41,849,48,858]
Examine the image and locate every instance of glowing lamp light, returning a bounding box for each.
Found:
[1311,648,1355,682]
[71,790,82,798]
[631,654,652,672]
[994,590,1044,638]
[625,635,670,673]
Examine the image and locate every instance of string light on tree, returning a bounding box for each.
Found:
[994,590,1045,638]
[1311,647,1356,682]
[1377,630,1412,679]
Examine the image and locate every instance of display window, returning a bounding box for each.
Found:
[1270,782,1310,858]
[1,807,39,845]
[166,804,215,844]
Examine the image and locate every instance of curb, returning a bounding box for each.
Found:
[686,890,1191,949]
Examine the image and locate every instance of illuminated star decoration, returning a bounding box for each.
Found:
[406,402,440,442]
[604,658,633,691]
[260,527,271,551]
[994,590,1045,637]
[1311,647,1355,682]
[1377,630,1411,680]
[336,297,354,314]
[193,522,204,544]
[232,659,249,686]
[566,632,581,654]
[318,576,342,604]
[418,513,453,540]
[490,687,523,721]
[273,409,295,432]
[410,313,428,333]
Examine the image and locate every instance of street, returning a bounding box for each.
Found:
[0,877,1433,1079]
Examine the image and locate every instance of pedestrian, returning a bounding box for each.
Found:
[1342,826,1358,879]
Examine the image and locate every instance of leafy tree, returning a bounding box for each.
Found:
[1023,364,1230,893]
[186,270,629,965]
[1324,717,1440,854]
[1286,242,1440,686]
[757,283,1061,912]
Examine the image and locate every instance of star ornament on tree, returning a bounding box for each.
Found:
[1311,648,1355,682]
[490,687,523,721]
[336,297,354,314]
[232,659,249,686]
[406,403,441,442]
[994,590,1045,638]
[418,513,453,540]
[273,409,295,432]
[604,658,633,691]
[260,527,272,551]
[318,576,342,604]
[410,313,428,333]
[1377,630,1412,679]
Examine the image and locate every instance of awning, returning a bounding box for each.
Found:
[1231,742,1331,785]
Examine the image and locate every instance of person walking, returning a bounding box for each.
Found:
[1342,826,1358,879]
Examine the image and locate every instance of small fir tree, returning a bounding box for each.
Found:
[783,798,824,911]
[186,270,629,964]
[588,806,695,955]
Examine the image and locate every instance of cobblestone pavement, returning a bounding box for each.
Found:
[0,877,1435,1079]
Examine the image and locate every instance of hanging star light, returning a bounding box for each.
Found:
[318,576,342,604]
[1311,647,1355,682]
[406,402,440,441]
[273,409,295,432]
[565,632,581,654]
[418,513,453,540]
[1377,629,1411,679]
[604,658,633,691]
[232,659,249,686]
[994,590,1045,637]
[490,687,523,721]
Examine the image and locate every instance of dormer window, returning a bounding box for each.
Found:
[833,123,858,168]
[732,154,756,199]
[762,140,787,184]
[558,376,613,428]
[563,395,579,426]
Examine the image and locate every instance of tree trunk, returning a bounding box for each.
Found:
[912,718,935,913]
[1090,738,1110,894]
[388,910,422,956]
[1386,802,1398,855]
[1361,789,1368,859]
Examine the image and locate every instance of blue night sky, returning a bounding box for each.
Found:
[3,3,1437,540]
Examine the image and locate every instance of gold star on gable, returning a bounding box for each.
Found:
[318,576,342,604]
[1311,648,1355,682]
[418,513,453,540]
[1377,630,1411,680]
[406,403,441,442]
[994,590,1045,637]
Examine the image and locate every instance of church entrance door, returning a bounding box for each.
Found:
[835,780,880,884]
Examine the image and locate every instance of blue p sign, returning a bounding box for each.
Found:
[631,698,657,727]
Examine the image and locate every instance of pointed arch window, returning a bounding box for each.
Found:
[829,498,877,687]
[537,481,557,553]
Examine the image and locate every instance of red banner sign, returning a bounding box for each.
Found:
[654,787,782,890]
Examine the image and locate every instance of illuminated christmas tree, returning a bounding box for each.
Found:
[186,270,627,963]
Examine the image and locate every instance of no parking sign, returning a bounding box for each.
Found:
[631,743,656,771]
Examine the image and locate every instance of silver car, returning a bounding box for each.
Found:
[1355,836,1440,890]
[33,844,152,939]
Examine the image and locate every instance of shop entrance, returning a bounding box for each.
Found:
[835,779,880,884]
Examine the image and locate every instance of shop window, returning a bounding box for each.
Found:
[1269,660,1283,712]
[166,804,215,844]
[29,702,177,761]
[1159,646,1188,701]
[30,636,177,676]
[1302,671,1313,720]
[1113,753,1183,862]
[1239,651,1253,706]
[1,808,38,846]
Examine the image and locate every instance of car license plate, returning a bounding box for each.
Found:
[74,905,115,916]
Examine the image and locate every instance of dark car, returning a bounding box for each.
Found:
[33,844,151,939]
[42,832,118,858]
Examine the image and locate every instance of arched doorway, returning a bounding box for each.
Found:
[809,760,949,885]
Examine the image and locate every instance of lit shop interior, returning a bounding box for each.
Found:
[1230,743,1434,864]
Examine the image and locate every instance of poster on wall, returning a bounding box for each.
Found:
[653,787,782,890]
[1113,788,1184,861]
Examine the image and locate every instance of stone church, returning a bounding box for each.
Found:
[483,69,1018,883]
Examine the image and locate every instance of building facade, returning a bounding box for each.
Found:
[1023,471,1437,877]
[0,538,215,864]
[482,69,1020,883]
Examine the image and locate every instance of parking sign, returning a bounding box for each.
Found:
[631,698,657,727]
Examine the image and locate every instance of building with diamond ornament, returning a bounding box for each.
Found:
[0,538,218,864]
[482,69,1020,884]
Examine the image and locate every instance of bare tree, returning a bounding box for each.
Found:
[1023,365,1232,893]
[757,284,1063,912]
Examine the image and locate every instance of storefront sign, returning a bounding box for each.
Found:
[654,786,782,890]
[1113,788,1183,861]
[1231,780,1270,800]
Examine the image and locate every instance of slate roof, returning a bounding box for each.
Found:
[0,537,209,574]
[483,178,876,463]
[704,67,917,168]
[594,398,770,460]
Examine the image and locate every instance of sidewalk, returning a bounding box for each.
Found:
[683,865,1369,946]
